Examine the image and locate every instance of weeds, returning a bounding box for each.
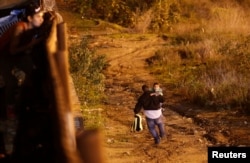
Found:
[69,38,108,128]
[142,0,250,114]
[67,0,250,114]
[148,32,250,112]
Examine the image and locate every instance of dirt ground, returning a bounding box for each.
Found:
[57,2,250,163]
[95,35,208,163]
[82,34,249,163]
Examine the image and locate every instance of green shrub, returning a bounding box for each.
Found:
[69,38,107,107]
[68,37,108,128]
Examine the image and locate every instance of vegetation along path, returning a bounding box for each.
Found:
[57,1,250,162]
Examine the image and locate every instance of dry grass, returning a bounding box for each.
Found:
[207,6,250,34]
[66,0,250,112]
[148,1,250,111]
[132,9,153,33]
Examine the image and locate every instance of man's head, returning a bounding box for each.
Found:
[25,3,44,28]
[142,85,149,92]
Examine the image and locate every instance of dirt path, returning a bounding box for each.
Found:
[90,35,208,163]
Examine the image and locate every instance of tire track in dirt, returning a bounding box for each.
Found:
[91,34,209,163]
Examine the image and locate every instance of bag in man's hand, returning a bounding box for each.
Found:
[131,114,143,132]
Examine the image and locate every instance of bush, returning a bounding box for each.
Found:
[69,38,107,106]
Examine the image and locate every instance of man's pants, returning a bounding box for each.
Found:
[146,116,165,143]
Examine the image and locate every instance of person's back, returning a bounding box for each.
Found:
[134,85,164,113]
[140,91,162,110]
[134,84,166,145]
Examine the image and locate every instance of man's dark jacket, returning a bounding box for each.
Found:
[134,91,164,114]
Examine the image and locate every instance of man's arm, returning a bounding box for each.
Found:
[134,99,143,114]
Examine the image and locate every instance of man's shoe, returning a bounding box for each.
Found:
[154,138,160,145]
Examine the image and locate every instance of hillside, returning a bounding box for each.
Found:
[57,1,250,162]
